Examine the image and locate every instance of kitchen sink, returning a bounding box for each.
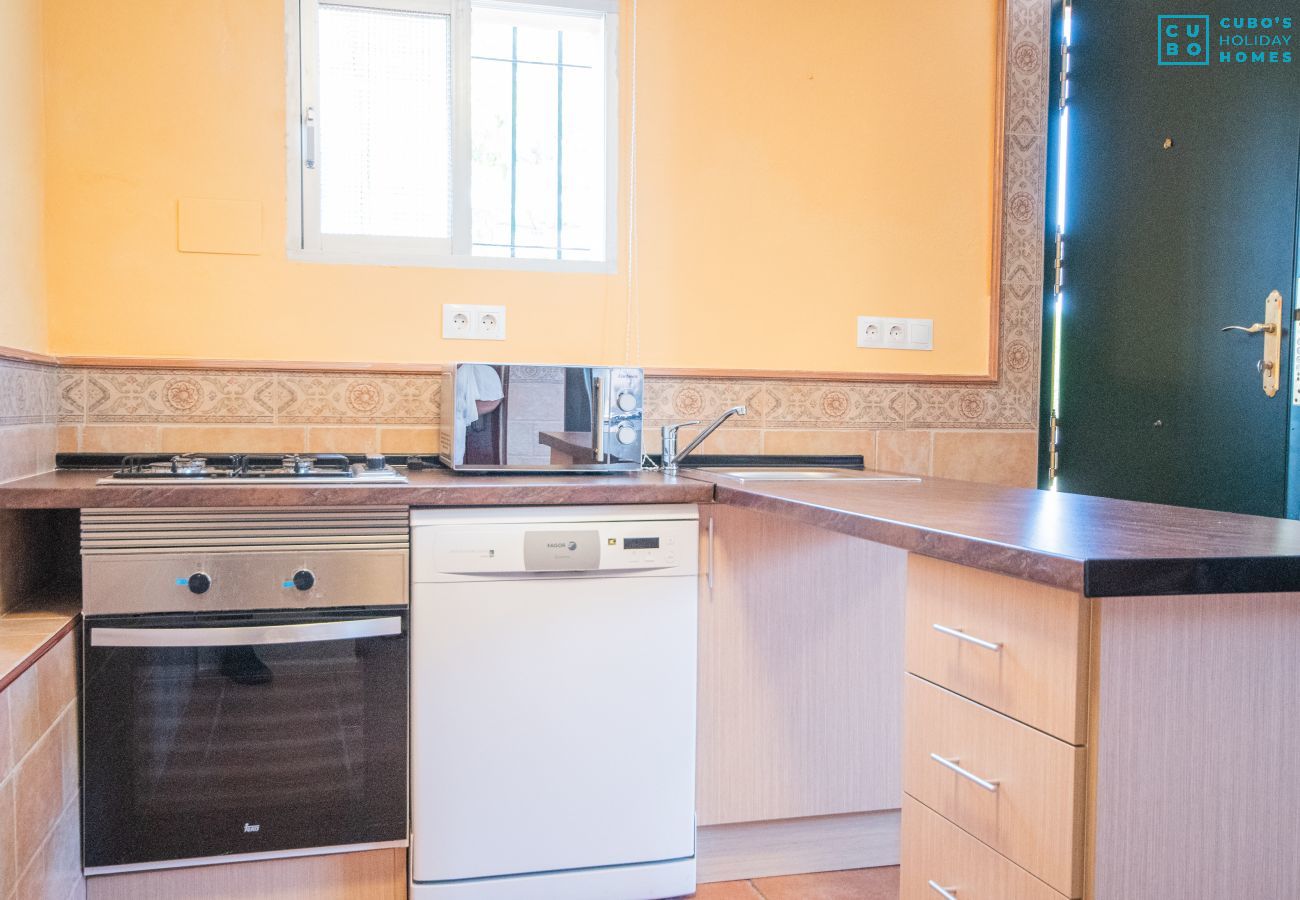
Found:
[695,467,921,483]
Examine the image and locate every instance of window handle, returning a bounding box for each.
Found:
[304,106,317,170]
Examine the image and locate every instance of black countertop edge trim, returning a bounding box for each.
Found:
[54,452,449,469]
[1084,557,1300,597]
[645,454,864,469]
[55,452,865,471]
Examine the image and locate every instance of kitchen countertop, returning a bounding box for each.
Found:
[689,471,1300,596]
[0,467,714,509]
[0,594,79,694]
[5,466,1300,596]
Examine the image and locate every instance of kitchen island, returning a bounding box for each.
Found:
[1,467,1298,898]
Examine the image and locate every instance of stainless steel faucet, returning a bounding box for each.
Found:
[660,406,747,475]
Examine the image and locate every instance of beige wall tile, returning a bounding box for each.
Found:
[379,427,440,455]
[13,714,65,865]
[0,688,11,776]
[37,638,75,749]
[932,430,1039,487]
[6,633,76,766]
[57,707,77,811]
[666,426,764,457]
[877,430,932,476]
[761,429,876,465]
[0,424,57,482]
[13,790,81,900]
[0,778,15,899]
[78,425,161,454]
[158,426,308,453]
[6,658,44,764]
[306,427,381,454]
[56,425,79,454]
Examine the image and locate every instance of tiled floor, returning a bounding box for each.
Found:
[688,867,900,900]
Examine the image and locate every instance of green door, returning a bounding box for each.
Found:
[1047,1,1300,516]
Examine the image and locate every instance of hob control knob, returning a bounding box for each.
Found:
[187,573,212,595]
[365,454,387,471]
[616,392,638,413]
[292,570,316,591]
[616,424,638,445]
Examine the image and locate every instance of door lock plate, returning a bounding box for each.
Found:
[1262,290,1282,397]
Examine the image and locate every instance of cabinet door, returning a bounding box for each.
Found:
[697,503,906,825]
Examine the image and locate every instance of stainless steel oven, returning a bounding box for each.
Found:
[440,364,643,471]
[80,507,409,874]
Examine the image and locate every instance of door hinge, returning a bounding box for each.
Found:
[1048,414,1061,480]
[1053,235,1065,292]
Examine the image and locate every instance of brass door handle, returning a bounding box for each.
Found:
[1222,290,1284,397]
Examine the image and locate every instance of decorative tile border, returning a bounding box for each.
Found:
[0,359,59,427]
[0,357,60,482]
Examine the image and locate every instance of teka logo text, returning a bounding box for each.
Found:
[243,822,260,833]
[1158,13,1294,66]
[1159,15,1211,65]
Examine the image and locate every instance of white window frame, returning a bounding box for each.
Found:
[285,0,620,273]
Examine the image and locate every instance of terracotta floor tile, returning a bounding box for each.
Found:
[752,867,900,900]
[685,880,764,899]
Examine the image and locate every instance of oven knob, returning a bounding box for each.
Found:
[292,569,316,591]
[187,573,211,595]
[616,392,638,413]
[616,424,638,445]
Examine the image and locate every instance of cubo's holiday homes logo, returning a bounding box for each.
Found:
[1159,15,1210,64]
[1158,14,1294,66]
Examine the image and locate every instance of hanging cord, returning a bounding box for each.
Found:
[623,0,640,365]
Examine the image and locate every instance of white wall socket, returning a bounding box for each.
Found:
[443,304,507,341]
[857,315,932,351]
[476,306,506,340]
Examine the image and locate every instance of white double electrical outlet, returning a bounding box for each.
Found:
[857,316,933,351]
[443,304,507,341]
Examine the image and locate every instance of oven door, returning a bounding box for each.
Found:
[82,606,408,871]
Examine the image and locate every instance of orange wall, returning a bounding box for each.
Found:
[0,0,48,355]
[43,0,999,374]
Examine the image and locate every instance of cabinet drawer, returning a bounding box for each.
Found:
[905,555,1089,743]
[901,795,1067,900]
[903,675,1085,898]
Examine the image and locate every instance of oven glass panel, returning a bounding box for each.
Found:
[82,607,407,869]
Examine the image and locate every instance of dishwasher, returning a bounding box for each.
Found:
[409,505,699,900]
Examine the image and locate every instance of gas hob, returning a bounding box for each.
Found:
[95,453,408,485]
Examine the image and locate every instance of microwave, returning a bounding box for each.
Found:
[439,364,644,472]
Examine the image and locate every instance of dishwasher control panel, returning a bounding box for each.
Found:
[411,505,698,581]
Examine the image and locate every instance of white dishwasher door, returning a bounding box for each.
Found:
[410,572,697,883]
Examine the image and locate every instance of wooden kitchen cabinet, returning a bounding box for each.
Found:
[901,555,1300,900]
[694,503,906,879]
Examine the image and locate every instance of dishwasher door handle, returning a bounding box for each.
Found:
[90,616,402,648]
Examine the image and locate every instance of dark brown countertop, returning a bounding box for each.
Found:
[6,466,1300,596]
[688,472,1300,597]
[0,468,714,509]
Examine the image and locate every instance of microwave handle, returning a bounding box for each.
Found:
[90,616,402,648]
[591,374,606,462]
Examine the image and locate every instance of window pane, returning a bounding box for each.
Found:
[469,56,513,250]
[318,5,450,239]
[470,4,607,260]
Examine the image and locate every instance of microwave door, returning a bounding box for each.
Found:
[498,365,598,468]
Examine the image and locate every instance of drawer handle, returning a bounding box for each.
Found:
[932,623,1002,652]
[930,753,1000,792]
[928,881,959,899]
